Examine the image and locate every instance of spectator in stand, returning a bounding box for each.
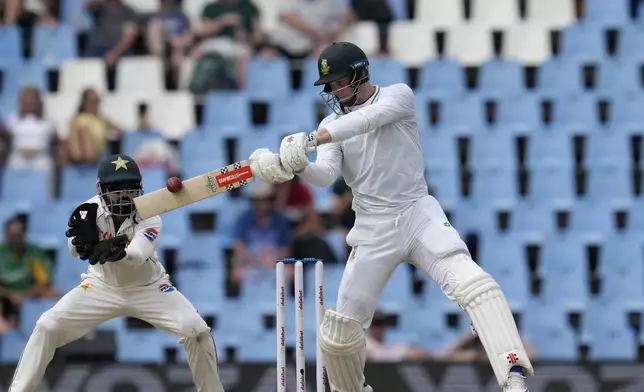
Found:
[193,0,264,89]
[66,88,122,164]
[366,310,432,362]
[1,86,60,174]
[146,0,193,87]
[0,217,58,331]
[275,177,338,263]
[351,0,393,53]
[84,0,138,68]
[2,0,58,56]
[440,333,537,363]
[271,0,355,59]
[232,182,292,284]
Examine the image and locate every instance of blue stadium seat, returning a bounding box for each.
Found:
[610,93,644,130]
[1,60,48,100]
[236,333,276,362]
[61,165,98,201]
[570,199,614,234]
[175,267,225,304]
[440,95,484,135]
[28,202,75,247]
[385,0,408,19]
[308,182,334,213]
[450,202,499,236]
[426,164,460,207]
[204,92,251,132]
[32,25,77,68]
[180,130,227,168]
[522,298,578,360]
[598,232,644,303]
[237,129,282,160]
[527,127,574,168]
[141,167,167,193]
[478,58,524,96]
[368,57,407,86]
[470,128,517,169]
[418,58,465,96]
[630,198,644,232]
[552,93,597,130]
[586,127,630,168]
[419,126,459,169]
[0,330,28,363]
[244,57,290,98]
[512,201,556,236]
[560,24,606,62]
[529,165,575,205]
[399,300,463,351]
[472,167,518,203]
[597,59,640,95]
[496,94,541,133]
[478,233,530,306]
[583,298,637,360]
[20,299,57,334]
[60,0,93,31]
[302,58,323,94]
[618,25,644,62]
[0,25,22,66]
[537,58,583,95]
[539,233,588,309]
[54,246,89,292]
[583,0,629,28]
[215,194,247,246]
[122,130,164,156]
[268,93,317,131]
[586,165,631,202]
[2,169,48,207]
[116,329,168,363]
[158,208,189,241]
[380,264,413,305]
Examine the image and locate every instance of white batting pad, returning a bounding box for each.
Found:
[453,273,534,387]
[319,309,367,392]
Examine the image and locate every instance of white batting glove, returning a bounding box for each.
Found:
[249,148,294,184]
[279,132,317,174]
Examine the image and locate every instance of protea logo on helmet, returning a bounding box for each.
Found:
[320,58,330,75]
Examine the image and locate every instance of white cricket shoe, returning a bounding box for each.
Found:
[363,385,373,392]
[503,371,528,392]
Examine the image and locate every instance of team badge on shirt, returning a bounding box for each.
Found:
[159,283,175,293]
[143,228,158,242]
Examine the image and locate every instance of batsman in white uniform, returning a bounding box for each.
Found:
[9,154,225,392]
[249,42,533,392]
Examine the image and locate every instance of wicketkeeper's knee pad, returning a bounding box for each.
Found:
[319,309,367,392]
[451,266,534,387]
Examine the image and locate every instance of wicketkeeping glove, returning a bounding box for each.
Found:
[88,235,128,265]
[65,203,100,260]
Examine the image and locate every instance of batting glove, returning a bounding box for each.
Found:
[279,132,317,174]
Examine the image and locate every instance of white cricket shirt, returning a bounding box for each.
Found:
[67,195,166,287]
[299,83,428,217]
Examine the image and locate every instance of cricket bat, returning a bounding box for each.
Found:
[133,160,254,219]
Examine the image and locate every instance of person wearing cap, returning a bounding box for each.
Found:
[232,183,293,283]
[8,154,226,392]
[249,42,533,392]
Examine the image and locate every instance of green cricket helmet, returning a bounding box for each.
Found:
[96,154,143,217]
[314,42,370,114]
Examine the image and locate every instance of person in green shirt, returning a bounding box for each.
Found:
[193,0,266,88]
[0,216,58,329]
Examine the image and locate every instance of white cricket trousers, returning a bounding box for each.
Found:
[9,274,224,392]
[337,195,483,327]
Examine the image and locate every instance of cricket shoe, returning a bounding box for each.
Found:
[363,383,373,392]
[503,367,528,392]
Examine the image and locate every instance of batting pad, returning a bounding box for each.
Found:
[319,309,367,392]
[453,273,534,387]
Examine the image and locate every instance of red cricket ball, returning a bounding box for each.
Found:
[167,176,183,193]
